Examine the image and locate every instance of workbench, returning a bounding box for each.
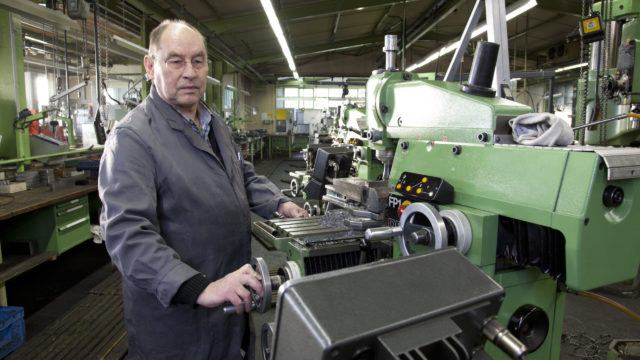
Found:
[0,183,98,305]
[268,134,308,159]
[237,136,265,163]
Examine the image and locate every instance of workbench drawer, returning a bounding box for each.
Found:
[55,196,88,213]
[55,199,89,225]
[55,215,91,254]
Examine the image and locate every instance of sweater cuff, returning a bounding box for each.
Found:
[172,274,210,306]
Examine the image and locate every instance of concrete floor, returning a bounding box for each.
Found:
[18,156,640,359]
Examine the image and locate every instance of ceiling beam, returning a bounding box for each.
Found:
[536,0,581,17]
[204,0,419,34]
[156,0,265,81]
[248,35,382,65]
[509,14,564,42]
[372,5,395,34]
[330,13,341,42]
[400,0,468,54]
[124,0,173,23]
[248,33,450,65]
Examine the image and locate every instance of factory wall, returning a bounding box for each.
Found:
[514,80,576,125]
[245,82,276,133]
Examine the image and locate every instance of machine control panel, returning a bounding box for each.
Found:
[394,172,453,204]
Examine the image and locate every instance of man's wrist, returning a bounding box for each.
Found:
[172,274,210,306]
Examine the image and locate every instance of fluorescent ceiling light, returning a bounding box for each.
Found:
[555,62,588,73]
[112,35,148,56]
[260,0,299,79]
[207,76,221,86]
[225,84,251,96]
[25,35,49,46]
[407,0,537,72]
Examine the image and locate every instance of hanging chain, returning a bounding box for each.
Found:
[599,0,613,142]
[579,0,591,144]
[82,19,89,79]
[599,0,607,143]
[42,22,48,90]
[102,0,109,83]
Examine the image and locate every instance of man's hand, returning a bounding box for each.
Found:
[196,264,263,313]
[278,201,309,218]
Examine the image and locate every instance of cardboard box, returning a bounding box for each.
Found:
[0,182,27,194]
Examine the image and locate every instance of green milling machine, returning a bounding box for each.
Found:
[254,3,640,357]
[575,0,640,146]
[357,16,640,360]
[334,103,384,181]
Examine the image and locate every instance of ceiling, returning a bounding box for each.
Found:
[126,0,584,82]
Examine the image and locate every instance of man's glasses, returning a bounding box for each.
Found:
[154,55,207,71]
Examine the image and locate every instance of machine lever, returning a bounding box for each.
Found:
[410,228,434,246]
[482,318,527,359]
[222,300,257,315]
[364,226,402,241]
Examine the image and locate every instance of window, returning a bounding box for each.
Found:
[284,99,299,108]
[315,88,328,97]
[315,98,328,109]
[284,88,299,97]
[276,85,366,110]
[328,88,342,98]
[223,88,234,110]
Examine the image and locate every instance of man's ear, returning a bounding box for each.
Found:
[143,55,154,80]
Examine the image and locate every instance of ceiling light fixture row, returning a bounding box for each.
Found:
[407,0,538,72]
[260,0,300,80]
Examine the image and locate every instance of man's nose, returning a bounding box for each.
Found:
[181,62,197,77]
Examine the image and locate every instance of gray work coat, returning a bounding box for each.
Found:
[99,86,287,359]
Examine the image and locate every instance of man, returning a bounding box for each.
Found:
[99,19,307,359]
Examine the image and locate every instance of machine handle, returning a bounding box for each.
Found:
[482,318,527,359]
[222,302,255,315]
[364,226,403,241]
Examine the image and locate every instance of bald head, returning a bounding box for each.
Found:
[148,19,206,56]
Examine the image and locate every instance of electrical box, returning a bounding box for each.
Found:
[67,0,90,20]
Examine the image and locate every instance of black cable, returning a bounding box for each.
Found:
[102,80,122,105]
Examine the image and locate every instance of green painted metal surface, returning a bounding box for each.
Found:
[355,146,383,181]
[4,195,92,255]
[575,1,640,145]
[365,65,639,358]
[390,141,640,290]
[0,11,28,160]
[366,72,531,147]
[484,272,565,360]
[595,0,640,19]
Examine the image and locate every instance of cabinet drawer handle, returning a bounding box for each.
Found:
[58,216,89,232]
[57,205,84,216]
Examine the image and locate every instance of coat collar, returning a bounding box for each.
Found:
[148,86,225,167]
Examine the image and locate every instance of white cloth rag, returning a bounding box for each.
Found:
[508,112,574,146]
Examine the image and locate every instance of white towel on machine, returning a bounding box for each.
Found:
[508,112,574,146]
